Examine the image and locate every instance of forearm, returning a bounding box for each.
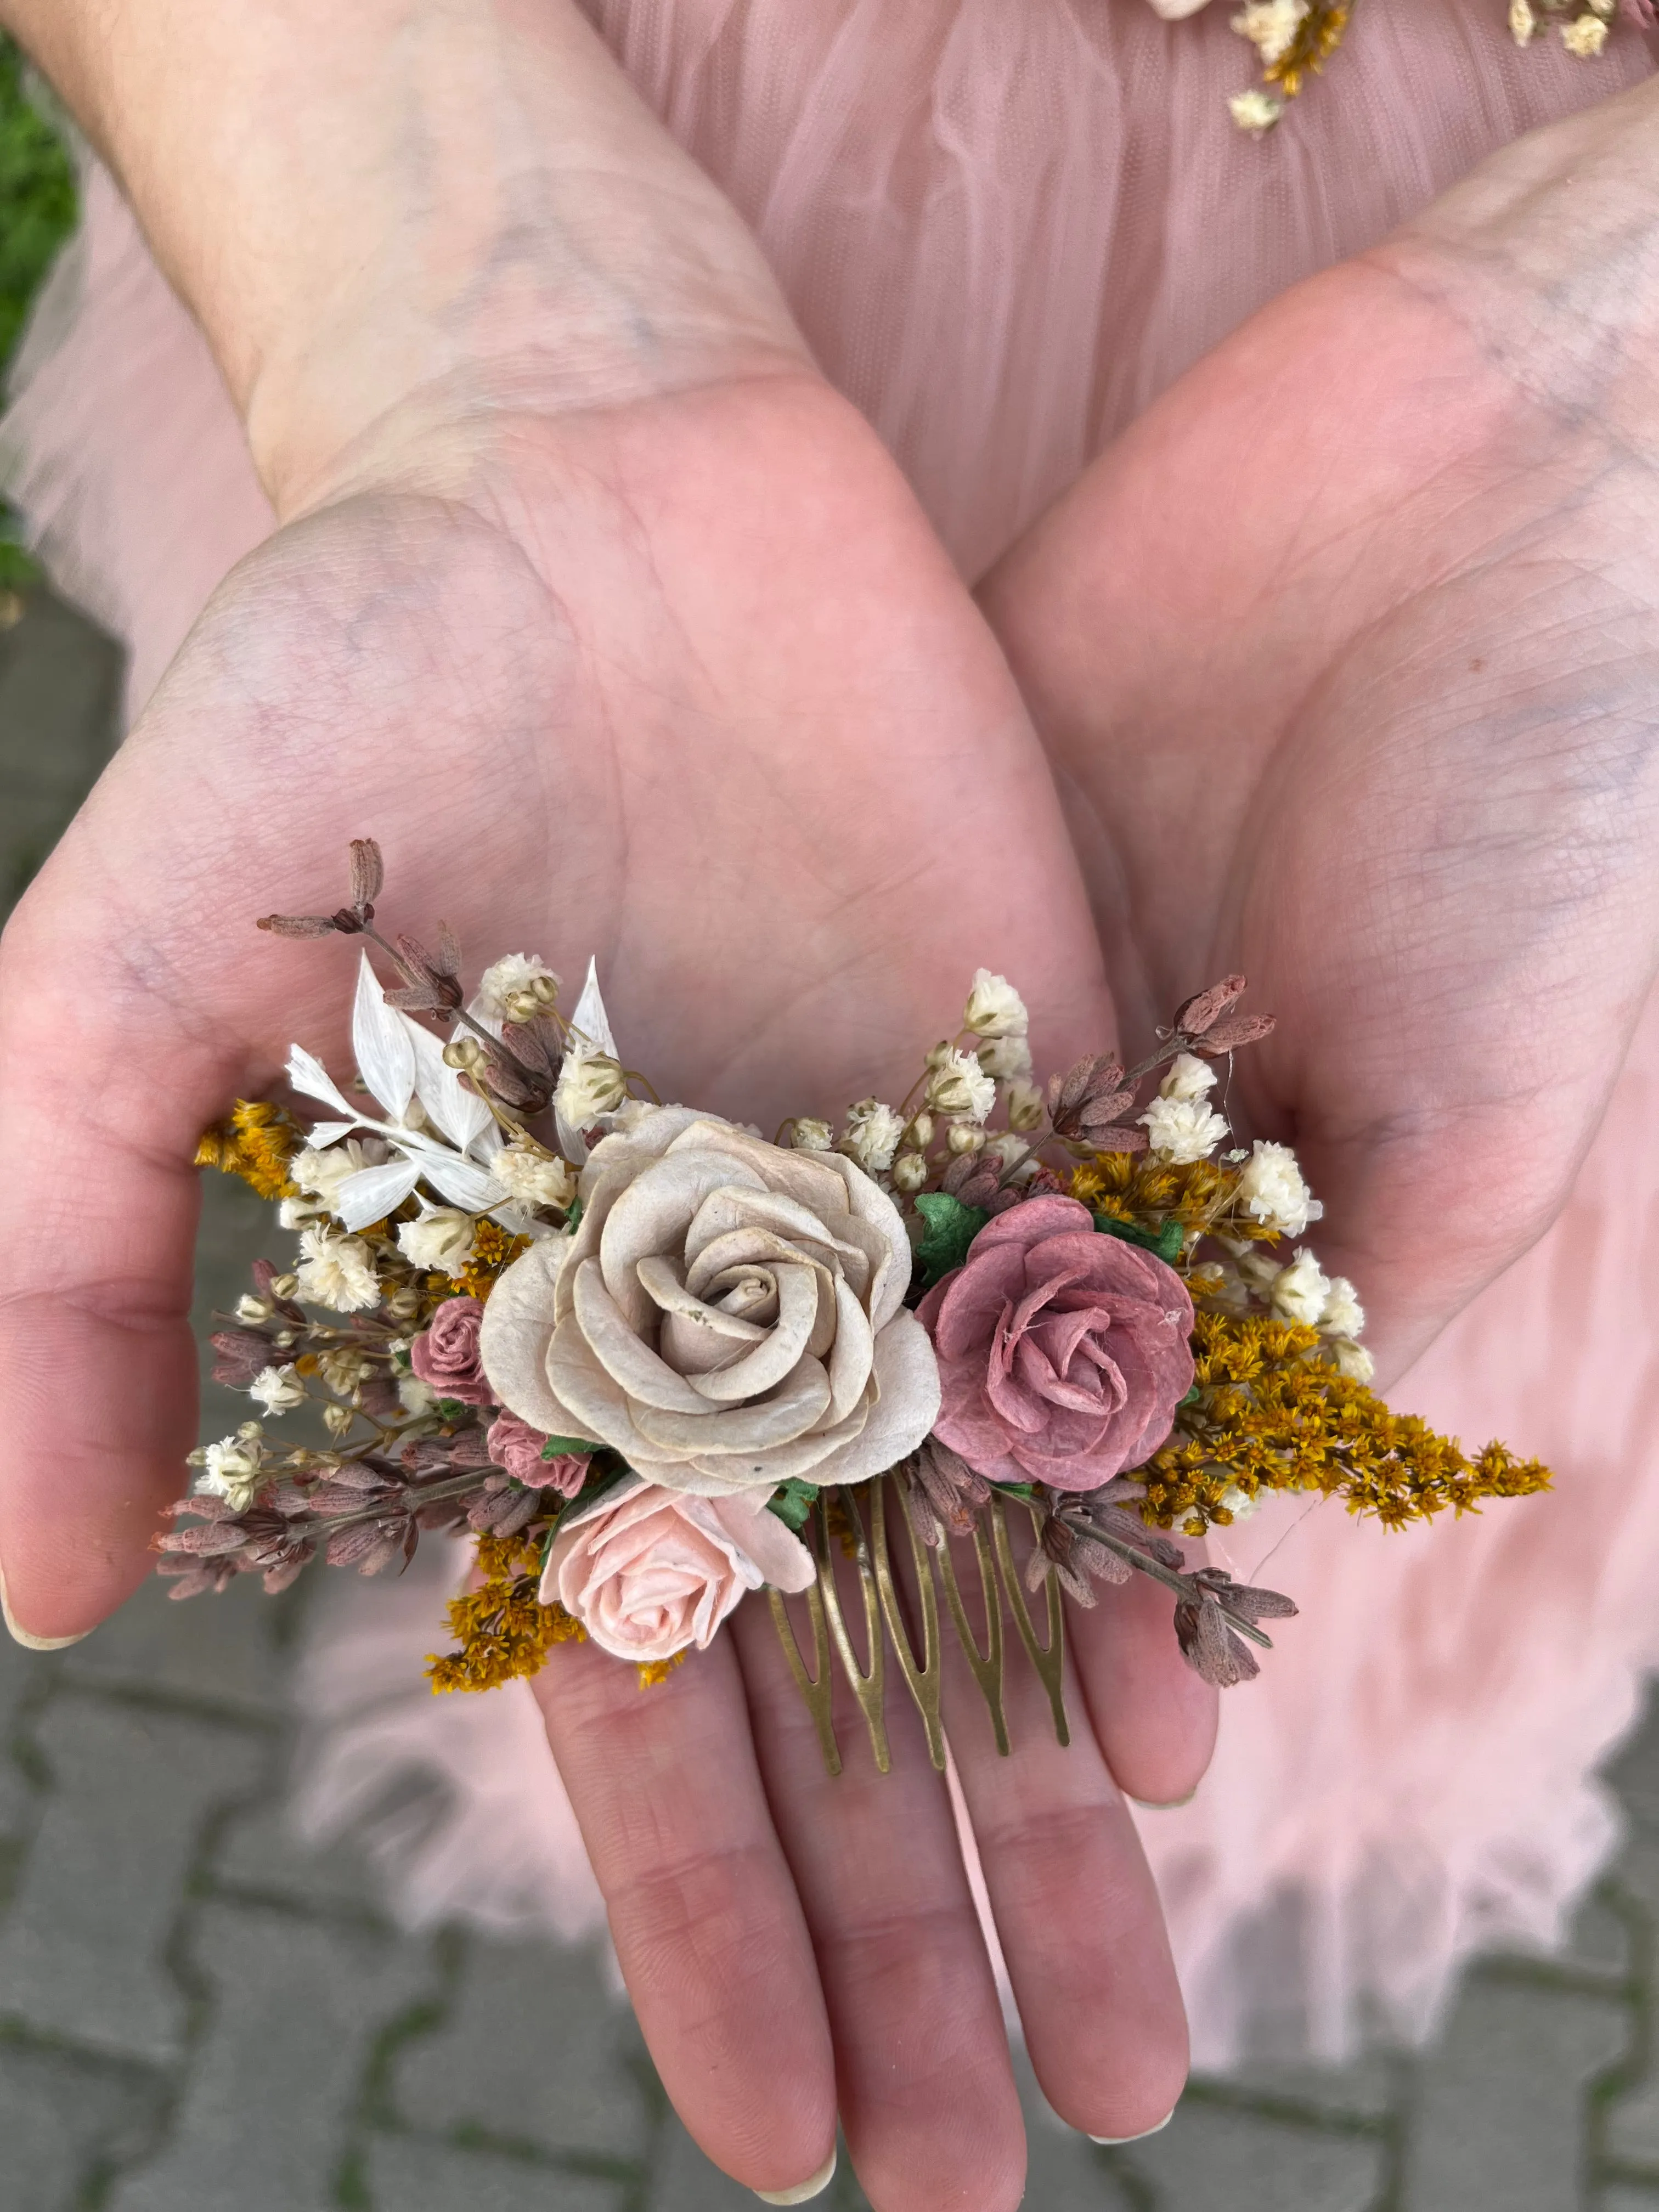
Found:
[1,1,807,514]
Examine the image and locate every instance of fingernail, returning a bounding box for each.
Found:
[1090,2110,1176,2146]
[754,2147,837,2203]
[1128,1789,1197,1810]
[0,1563,90,1651]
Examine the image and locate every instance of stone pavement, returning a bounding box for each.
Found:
[5,585,1659,2210]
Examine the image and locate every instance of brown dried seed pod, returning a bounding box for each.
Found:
[1191,1011,1276,1054]
[256,912,339,938]
[1173,975,1247,1037]
[158,1522,251,1558]
[348,837,384,910]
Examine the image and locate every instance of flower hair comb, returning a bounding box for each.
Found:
[171,842,1550,1776]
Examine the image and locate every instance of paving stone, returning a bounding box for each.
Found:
[392,1932,648,2161]
[1606,1702,1659,1841]
[1024,2115,1141,2209]
[0,585,122,915]
[0,1693,267,2058]
[365,2135,625,2212]
[1126,2099,1385,2211]
[108,1900,435,2212]
[1218,2051,1400,2124]
[0,2040,159,2211]
[1405,1975,1629,2212]
[647,2115,793,2211]
[61,1571,291,1718]
[0,1607,54,1839]
[209,1788,390,1916]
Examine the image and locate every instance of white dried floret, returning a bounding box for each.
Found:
[1561,12,1607,51]
[840,1099,906,1174]
[295,1225,381,1312]
[396,1209,478,1272]
[789,1118,835,1153]
[924,1048,997,1125]
[476,953,561,1024]
[1269,1246,1330,1325]
[1229,87,1284,132]
[555,1047,628,1128]
[1236,1140,1324,1237]
[963,970,1029,1040]
[977,1032,1035,1081]
[1160,1052,1218,1103]
[248,1365,306,1416]
[193,1425,265,1511]
[1231,0,1306,63]
[491,1142,579,1210]
[1007,1079,1046,1133]
[1319,1276,1365,1340]
[1141,1093,1229,1164]
[1333,1339,1375,1383]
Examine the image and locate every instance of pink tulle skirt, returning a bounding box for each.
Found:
[6,0,1657,2069]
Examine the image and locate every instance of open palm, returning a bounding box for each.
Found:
[0,372,1214,2205]
[985,76,1659,1387]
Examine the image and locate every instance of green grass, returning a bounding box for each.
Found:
[0,35,77,586]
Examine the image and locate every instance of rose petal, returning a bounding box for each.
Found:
[600,1153,769,1331]
[688,1262,820,1402]
[631,1356,832,1456]
[706,1493,817,1594]
[573,1259,713,1412]
[478,1236,596,1438]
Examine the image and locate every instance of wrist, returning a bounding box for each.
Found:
[7,0,809,520]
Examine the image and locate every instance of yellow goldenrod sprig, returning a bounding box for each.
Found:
[195,1099,304,1201]
[1140,1311,1552,1535]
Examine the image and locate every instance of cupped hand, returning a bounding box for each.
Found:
[984,74,1659,1386]
[0,369,1211,2204]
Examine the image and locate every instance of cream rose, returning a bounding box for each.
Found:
[542,1476,816,1662]
[479,1107,940,1496]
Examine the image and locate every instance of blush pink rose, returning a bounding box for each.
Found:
[486,1411,589,1497]
[541,1478,815,1663]
[916,1194,1194,1493]
[411,1296,490,1404]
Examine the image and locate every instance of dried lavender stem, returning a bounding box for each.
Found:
[1070,1519,1276,1650]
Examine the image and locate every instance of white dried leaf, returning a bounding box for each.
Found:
[334,1156,422,1233]
[352,952,416,1121]
[402,1013,492,1153]
[285,1046,358,1121]
[567,957,617,1057]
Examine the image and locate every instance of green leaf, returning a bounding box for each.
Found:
[564,1195,584,1234]
[540,1435,595,1460]
[766,1479,820,1534]
[990,1480,1036,1500]
[435,1398,468,1420]
[914,1191,990,1289]
[1093,1212,1184,1266]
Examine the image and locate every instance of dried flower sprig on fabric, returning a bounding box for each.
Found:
[171,840,1554,1763]
[1151,0,1632,136]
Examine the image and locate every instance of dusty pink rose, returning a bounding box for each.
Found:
[541,1477,815,1663]
[486,1412,589,1497]
[916,1194,1194,1493]
[411,1296,490,1404]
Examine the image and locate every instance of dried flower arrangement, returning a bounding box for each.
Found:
[1146,0,1653,138]
[167,840,1550,1776]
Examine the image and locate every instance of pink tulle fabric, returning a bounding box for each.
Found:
[5,0,1658,2068]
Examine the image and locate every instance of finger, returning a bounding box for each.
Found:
[730,1581,1026,2212]
[0,935,221,1642]
[529,1632,837,2198]
[895,1511,1188,2144]
[1067,1556,1218,1808]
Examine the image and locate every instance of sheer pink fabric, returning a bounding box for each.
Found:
[4,0,1657,2067]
